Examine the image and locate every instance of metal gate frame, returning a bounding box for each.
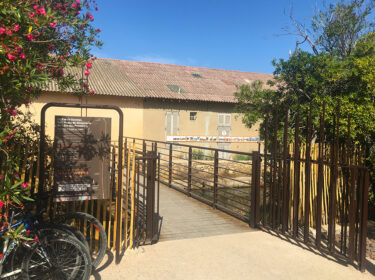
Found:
[38,102,124,260]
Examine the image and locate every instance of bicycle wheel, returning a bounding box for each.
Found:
[21,234,92,280]
[38,223,90,250]
[55,212,107,268]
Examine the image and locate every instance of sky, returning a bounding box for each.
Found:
[92,0,324,74]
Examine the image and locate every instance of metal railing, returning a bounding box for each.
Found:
[124,137,254,223]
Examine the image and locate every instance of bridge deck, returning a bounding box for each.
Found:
[159,184,252,241]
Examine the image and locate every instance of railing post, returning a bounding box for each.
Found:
[250,151,260,228]
[168,143,173,188]
[213,150,219,207]
[146,150,156,243]
[188,147,192,196]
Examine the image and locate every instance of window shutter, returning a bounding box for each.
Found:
[172,111,179,135]
[166,112,172,135]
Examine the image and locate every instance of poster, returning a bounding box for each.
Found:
[166,135,261,142]
[53,116,111,202]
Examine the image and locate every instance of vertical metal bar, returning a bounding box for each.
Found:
[282,108,289,233]
[250,151,258,228]
[304,104,312,244]
[213,150,219,207]
[146,151,156,242]
[272,105,279,229]
[255,152,261,226]
[263,113,269,225]
[277,143,282,228]
[168,144,173,188]
[157,152,160,235]
[188,147,192,196]
[293,103,301,238]
[316,103,325,249]
[348,166,357,263]
[329,103,340,253]
[359,169,369,272]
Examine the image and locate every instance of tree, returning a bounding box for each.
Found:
[235,0,375,208]
[0,0,101,240]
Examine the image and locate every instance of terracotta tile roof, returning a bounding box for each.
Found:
[48,58,273,103]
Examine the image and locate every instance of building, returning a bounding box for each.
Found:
[28,59,273,152]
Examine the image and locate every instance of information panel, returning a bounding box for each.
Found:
[53,116,111,202]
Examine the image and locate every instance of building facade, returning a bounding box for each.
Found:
[28,59,273,152]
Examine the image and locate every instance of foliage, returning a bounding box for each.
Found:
[235,0,375,210]
[233,154,252,161]
[192,149,205,160]
[0,0,101,240]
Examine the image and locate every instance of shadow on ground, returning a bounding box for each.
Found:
[92,250,114,280]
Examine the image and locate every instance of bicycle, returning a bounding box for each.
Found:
[0,204,92,279]
[55,212,107,268]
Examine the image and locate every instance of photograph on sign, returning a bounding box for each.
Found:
[53,116,111,202]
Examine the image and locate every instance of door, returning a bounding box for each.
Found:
[165,111,179,136]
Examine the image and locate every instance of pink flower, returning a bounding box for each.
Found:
[84,70,90,76]
[34,20,39,25]
[49,44,54,51]
[14,24,19,32]
[20,53,26,60]
[21,182,29,189]
[33,5,38,10]
[29,12,35,19]
[95,7,99,11]
[50,22,57,28]
[7,54,16,61]
[15,46,23,52]
[14,174,19,178]
[90,14,94,21]
[0,175,2,180]
[25,99,31,105]
[27,34,33,41]
[96,29,101,33]
[83,82,88,89]
[37,8,46,16]
[76,0,80,4]
[89,90,95,96]
[0,201,3,208]
[34,236,39,242]
[72,3,77,8]
[6,30,12,36]
[86,62,92,69]
[0,27,5,35]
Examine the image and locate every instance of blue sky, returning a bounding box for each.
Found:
[92,0,322,74]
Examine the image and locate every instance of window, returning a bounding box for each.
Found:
[218,113,231,126]
[218,113,231,137]
[166,111,179,136]
[167,84,185,93]
[190,112,197,121]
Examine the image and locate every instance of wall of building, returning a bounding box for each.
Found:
[142,99,261,153]
[25,94,261,153]
[25,92,144,141]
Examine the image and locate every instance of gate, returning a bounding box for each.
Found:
[253,102,370,271]
[34,103,160,262]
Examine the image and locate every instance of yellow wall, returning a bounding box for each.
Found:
[25,93,260,153]
[26,92,144,141]
[143,99,260,152]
